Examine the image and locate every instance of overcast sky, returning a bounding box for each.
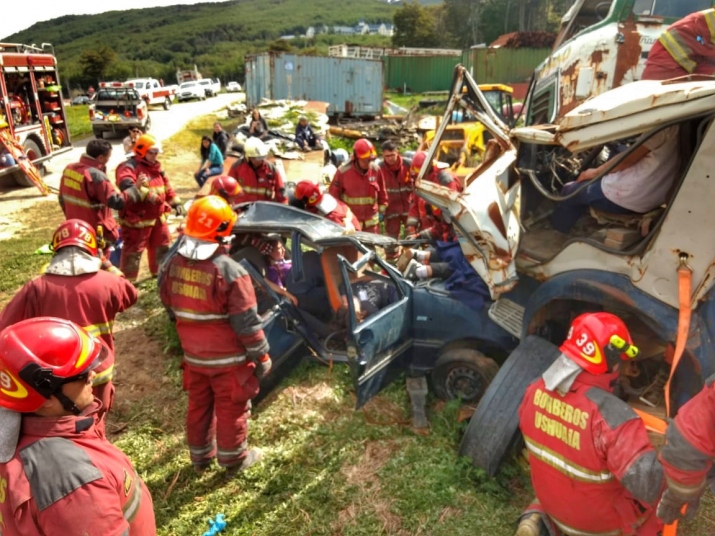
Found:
[4,0,231,40]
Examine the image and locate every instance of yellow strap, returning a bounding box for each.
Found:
[341,194,376,205]
[703,9,715,43]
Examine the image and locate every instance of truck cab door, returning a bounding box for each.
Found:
[337,252,413,408]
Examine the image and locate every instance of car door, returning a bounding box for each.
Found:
[238,260,310,404]
[337,251,413,408]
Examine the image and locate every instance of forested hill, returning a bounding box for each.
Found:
[7,0,398,90]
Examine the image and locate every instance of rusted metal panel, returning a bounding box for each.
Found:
[465,48,550,85]
[384,55,463,93]
[245,52,383,117]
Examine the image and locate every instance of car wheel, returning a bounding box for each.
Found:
[458,335,559,476]
[143,115,152,133]
[430,348,498,405]
[11,138,44,188]
[163,97,171,110]
[93,128,104,139]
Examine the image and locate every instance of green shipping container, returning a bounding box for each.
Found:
[384,55,463,93]
[464,48,550,85]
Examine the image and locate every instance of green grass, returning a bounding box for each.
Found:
[0,202,64,303]
[65,104,92,140]
[114,281,532,535]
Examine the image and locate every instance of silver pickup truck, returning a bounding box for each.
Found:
[88,83,151,139]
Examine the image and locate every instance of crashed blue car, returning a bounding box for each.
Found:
[225,202,518,411]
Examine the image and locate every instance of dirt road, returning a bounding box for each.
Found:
[0,94,238,239]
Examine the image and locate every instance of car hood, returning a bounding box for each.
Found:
[234,202,396,247]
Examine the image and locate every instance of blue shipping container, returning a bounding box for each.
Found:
[245,53,383,117]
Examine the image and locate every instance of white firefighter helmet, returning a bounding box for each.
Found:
[244,137,269,159]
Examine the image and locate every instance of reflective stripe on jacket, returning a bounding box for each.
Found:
[519,374,663,536]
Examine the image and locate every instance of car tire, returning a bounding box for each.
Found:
[143,115,152,133]
[11,138,44,188]
[458,335,559,476]
[163,97,171,111]
[430,348,498,405]
[93,128,104,139]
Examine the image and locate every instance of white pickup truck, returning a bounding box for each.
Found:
[125,78,176,110]
[198,78,221,97]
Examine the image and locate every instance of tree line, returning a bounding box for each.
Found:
[392,0,573,49]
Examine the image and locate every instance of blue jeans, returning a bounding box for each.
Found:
[550,179,637,233]
[194,165,223,187]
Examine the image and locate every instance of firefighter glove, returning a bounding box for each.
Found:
[173,202,187,216]
[254,354,272,379]
[657,487,701,524]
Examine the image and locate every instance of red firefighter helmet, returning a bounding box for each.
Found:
[209,175,242,203]
[184,195,237,242]
[133,133,158,159]
[353,138,377,161]
[560,312,639,375]
[294,180,322,206]
[51,219,99,256]
[0,317,106,412]
[410,151,433,178]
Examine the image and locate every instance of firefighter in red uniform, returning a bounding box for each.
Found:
[378,140,413,239]
[0,317,156,535]
[656,377,715,525]
[116,133,185,281]
[516,312,664,536]
[642,9,715,80]
[59,139,147,247]
[159,196,270,473]
[405,151,460,239]
[293,180,360,230]
[328,138,387,233]
[227,137,286,204]
[0,220,138,421]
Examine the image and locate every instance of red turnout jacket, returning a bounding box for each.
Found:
[159,250,269,371]
[59,154,140,243]
[116,157,177,228]
[0,271,137,387]
[329,161,387,228]
[0,401,156,535]
[228,158,286,203]
[519,372,663,536]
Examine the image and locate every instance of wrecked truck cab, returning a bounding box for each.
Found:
[422,66,715,474]
[526,0,712,124]
[229,202,517,409]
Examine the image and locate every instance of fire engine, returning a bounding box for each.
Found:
[0,43,72,188]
